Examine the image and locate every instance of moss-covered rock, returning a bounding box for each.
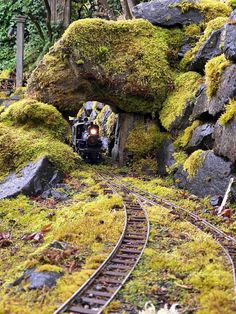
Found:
[205,54,231,98]
[1,99,68,140]
[27,19,184,115]
[159,71,202,131]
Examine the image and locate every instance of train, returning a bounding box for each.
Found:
[71,118,103,163]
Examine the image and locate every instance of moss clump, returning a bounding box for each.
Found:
[0,123,76,177]
[27,19,184,114]
[205,54,231,98]
[36,264,63,273]
[183,149,205,177]
[132,157,158,175]
[175,120,201,148]
[181,17,228,69]
[219,99,236,125]
[125,122,164,158]
[1,99,68,140]
[160,72,202,130]
[184,23,201,37]
[178,0,231,22]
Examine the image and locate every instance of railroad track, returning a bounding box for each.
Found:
[54,173,150,314]
[108,174,236,294]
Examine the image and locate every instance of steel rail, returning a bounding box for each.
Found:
[54,173,150,314]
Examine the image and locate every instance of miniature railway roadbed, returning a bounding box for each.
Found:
[108,174,236,295]
[54,173,150,314]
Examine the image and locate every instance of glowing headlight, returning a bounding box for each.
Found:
[90,128,97,135]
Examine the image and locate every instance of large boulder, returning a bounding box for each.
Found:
[214,114,236,163]
[174,151,234,198]
[189,28,223,72]
[27,19,180,116]
[132,0,203,27]
[223,10,236,62]
[192,64,236,118]
[0,157,63,199]
[132,0,230,27]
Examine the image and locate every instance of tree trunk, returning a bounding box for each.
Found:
[43,0,53,42]
[120,0,134,19]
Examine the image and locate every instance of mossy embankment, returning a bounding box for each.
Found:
[0,168,124,313]
[27,18,184,115]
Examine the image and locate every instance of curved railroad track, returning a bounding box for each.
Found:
[108,173,236,295]
[54,173,150,314]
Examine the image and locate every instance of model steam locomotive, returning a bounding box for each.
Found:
[71,118,103,163]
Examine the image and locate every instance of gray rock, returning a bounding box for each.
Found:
[192,64,236,118]
[156,138,175,176]
[189,28,223,72]
[174,151,234,198]
[49,240,69,250]
[178,43,192,58]
[187,123,214,152]
[28,271,63,290]
[224,10,236,62]
[0,157,63,199]
[210,195,223,207]
[132,0,203,27]
[214,116,236,163]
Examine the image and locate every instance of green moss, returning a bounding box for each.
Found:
[181,17,228,69]
[205,54,231,98]
[219,99,236,125]
[160,72,202,130]
[27,19,184,114]
[177,0,231,22]
[125,122,164,158]
[1,99,68,140]
[175,120,201,148]
[183,149,205,177]
[0,123,77,177]
[229,0,236,8]
[36,264,63,273]
[184,23,201,37]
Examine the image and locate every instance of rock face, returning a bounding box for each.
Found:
[192,64,236,118]
[174,151,234,198]
[132,0,203,27]
[27,19,177,115]
[224,10,236,62]
[214,117,236,163]
[187,123,214,152]
[0,157,62,199]
[156,139,175,176]
[189,29,223,72]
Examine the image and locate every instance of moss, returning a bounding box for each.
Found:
[36,264,63,273]
[184,23,201,37]
[27,19,184,114]
[1,98,68,140]
[183,149,205,177]
[125,122,164,158]
[175,120,201,148]
[219,99,236,125]
[181,17,228,69]
[0,69,11,79]
[205,54,231,98]
[160,72,202,130]
[0,123,77,177]
[132,157,158,175]
[177,0,231,22]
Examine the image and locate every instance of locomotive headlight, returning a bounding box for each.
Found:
[90,128,97,135]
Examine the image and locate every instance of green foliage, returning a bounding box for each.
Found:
[205,54,231,98]
[1,99,68,140]
[219,99,236,125]
[160,72,202,130]
[183,149,205,177]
